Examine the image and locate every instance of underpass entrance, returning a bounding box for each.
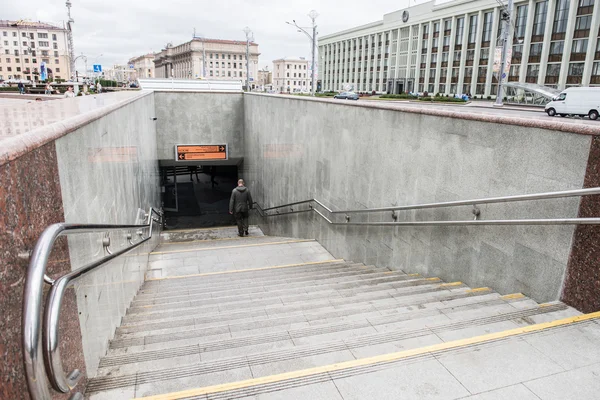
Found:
[160,164,239,230]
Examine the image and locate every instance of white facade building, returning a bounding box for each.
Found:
[319,0,600,95]
[128,53,155,80]
[273,57,310,92]
[0,20,71,82]
[153,38,260,87]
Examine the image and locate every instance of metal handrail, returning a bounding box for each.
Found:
[23,208,162,400]
[253,187,600,226]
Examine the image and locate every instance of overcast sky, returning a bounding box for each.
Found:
[4,0,450,73]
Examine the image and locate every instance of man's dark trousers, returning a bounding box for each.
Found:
[235,211,249,235]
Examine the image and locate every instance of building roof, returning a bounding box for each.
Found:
[0,19,64,31]
[273,57,308,62]
[191,38,259,46]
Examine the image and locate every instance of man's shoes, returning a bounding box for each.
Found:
[244,231,249,236]
[238,233,243,237]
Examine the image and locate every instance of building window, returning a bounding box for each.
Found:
[287,64,290,69]
[210,70,213,76]
[455,17,465,44]
[569,62,584,77]
[526,64,540,82]
[56,68,60,72]
[532,1,549,39]
[38,41,49,47]
[2,32,6,36]
[553,0,570,38]
[3,40,7,46]
[7,67,11,71]
[6,58,10,63]
[38,33,48,38]
[546,63,561,76]
[54,51,58,57]
[574,15,592,35]
[12,32,16,37]
[52,34,57,41]
[14,50,19,56]
[468,15,478,44]
[22,41,27,46]
[572,38,589,53]
[482,12,493,43]
[228,71,231,77]
[55,59,59,64]
[530,43,544,56]
[32,58,36,63]
[13,41,17,46]
[16,67,21,72]
[53,43,57,49]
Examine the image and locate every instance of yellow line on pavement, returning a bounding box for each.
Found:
[135,311,600,400]
[146,259,345,281]
[439,282,463,287]
[501,293,525,300]
[466,287,491,293]
[150,239,315,255]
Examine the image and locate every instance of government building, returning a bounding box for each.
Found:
[153,38,260,87]
[318,0,600,96]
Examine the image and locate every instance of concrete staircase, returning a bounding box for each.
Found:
[85,226,600,400]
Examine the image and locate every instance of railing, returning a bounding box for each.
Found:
[254,188,600,226]
[23,208,162,400]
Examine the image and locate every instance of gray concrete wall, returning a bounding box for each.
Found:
[154,92,244,161]
[244,94,593,303]
[55,92,161,376]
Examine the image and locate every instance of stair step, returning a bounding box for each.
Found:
[89,302,569,394]
[114,285,493,338]
[135,264,390,302]
[128,272,421,315]
[140,261,368,293]
[159,225,264,243]
[119,277,447,326]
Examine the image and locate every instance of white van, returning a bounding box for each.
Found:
[545,87,600,120]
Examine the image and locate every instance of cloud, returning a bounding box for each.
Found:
[3,0,436,72]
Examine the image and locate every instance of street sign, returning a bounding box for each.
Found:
[93,64,102,73]
[175,144,228,161]
[129,64,134,69]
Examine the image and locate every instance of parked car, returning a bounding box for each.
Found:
[545,87,600,120]
[334,91,359,100]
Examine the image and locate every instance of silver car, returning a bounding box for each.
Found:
[334,91,359,100]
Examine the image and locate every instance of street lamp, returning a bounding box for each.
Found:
[286,10,318,96]
[243,27,253,91]
[494,0,514,107]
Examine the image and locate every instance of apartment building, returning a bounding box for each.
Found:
[319,0,600,95]
[272,57,310,92]
[0,20,70,82]
[153,38,260,87]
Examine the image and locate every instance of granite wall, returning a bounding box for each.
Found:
[244,94,595,304]
[562,136,600,312]
[154,92,244,161]
[0,142,86,399]
[54,93,161,376]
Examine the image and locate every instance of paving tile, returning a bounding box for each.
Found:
[250,349,356,378]
[435,320,521,342]
[457,384,540,399]
[437,338,564,394]
[348,333,443,359]
[235,380,344,400]
[199,339,296,362]
[333,358,470,400]
[522,323,600,370]
[524,362,600,400]
[134,366,253,398]
[87,386,136,400]
[96,353,201,376]
[291,326,378,346]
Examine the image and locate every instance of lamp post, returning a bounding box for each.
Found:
[494,0,514,107]
[286,10,318,96]
[243,27,253,91]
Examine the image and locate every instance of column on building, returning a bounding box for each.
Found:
[485,7,501,97]
[457,12,470,95]
[434,18,444,94]
[471,10,484,96]
[519,0,537,84]
[424,21,434,93]
[558,0,581,88]
[415,24,424,92]
[538,0,558,85]
[582,0,600,85]
[445,16,458,95]
[353,38,360,91]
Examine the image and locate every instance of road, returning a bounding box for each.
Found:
[352,98,600,127]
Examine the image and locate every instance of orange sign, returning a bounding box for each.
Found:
[175,144,228,161]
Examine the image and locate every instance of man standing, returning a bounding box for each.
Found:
[229,179,253,237]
